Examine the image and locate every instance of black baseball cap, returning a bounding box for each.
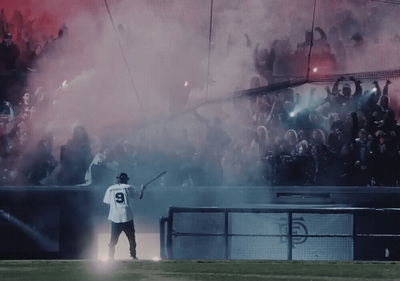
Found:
[117,173,129,180]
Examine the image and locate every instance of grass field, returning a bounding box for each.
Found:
[2,260,400,281]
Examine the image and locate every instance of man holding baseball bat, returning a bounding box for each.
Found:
[103,172,145,260]
[103,171,165,260]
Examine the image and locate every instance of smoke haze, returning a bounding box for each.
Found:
[1,0,399,148]
[3,0,400,260]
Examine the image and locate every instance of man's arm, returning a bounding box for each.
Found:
[103,188,110,204]
[130,185,146,200]
[349,76,362,98]
[315,27,327,41]
[332,76,345,94]
[383,80,391,96]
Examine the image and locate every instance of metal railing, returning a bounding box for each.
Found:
[160,206,400,261]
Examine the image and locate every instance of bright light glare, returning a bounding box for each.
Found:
[289,112,295,117]
[372,87,377,92]
[152,256,161,261]
[91,257,117,275]
[184,81,188,87]
[99,254,109,262]
[313,67,318,73]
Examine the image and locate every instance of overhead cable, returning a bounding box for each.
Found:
[104,0,142,106]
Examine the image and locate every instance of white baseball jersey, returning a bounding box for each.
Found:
[103,183,142,223]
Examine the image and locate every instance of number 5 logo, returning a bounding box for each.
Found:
[115,192,125,203]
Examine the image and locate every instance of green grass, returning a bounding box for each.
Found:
[1,260,400,281]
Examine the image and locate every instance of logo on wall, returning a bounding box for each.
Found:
[278,217,308,248]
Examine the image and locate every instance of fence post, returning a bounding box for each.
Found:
[288,212,293,260]
[166,208,174,259]
[159,216,168,260]
[224,211,229,260]
[352,212,356,261]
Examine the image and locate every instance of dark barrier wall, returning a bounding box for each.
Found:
[354,211,400,260]
[161,207,400,261]
[0,187,94,259]
[2,184,400,259]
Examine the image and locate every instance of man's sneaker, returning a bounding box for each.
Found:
[131,256,138,260]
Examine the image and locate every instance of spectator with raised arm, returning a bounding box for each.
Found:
[193,109,231,185]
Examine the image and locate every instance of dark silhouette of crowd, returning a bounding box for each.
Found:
[0,8,85,186]
[254,26,339,84]
[0,6,400,188]
[243,77,399,187]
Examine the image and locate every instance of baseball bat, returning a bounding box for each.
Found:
[143,171,167,188]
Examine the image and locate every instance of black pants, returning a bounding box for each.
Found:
[109,220,137,258]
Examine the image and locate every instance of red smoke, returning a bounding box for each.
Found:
[0,0,101,36]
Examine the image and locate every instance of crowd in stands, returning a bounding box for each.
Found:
[0,7,400,187]
[83,75,400,188]
[240,77,399,187]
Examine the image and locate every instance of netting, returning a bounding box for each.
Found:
[166,208,400,260]
[169,208,355,260]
